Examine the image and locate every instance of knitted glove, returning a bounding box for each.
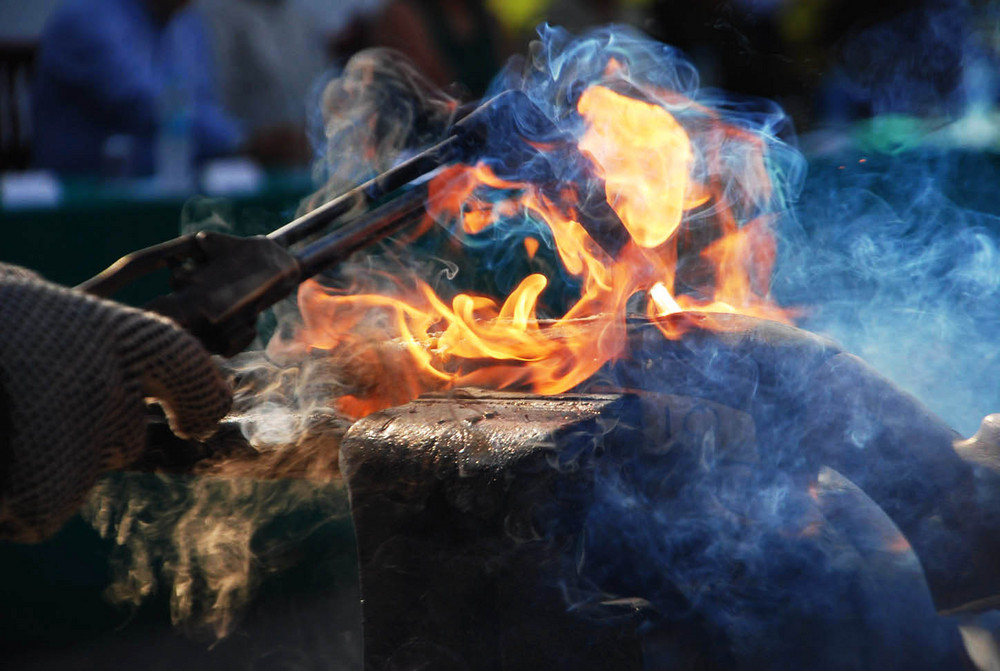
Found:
[0,265,232,542]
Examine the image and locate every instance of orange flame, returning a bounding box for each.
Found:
[293,82,794,417]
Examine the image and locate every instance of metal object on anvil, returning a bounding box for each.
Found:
[339,388,963,669]
[339,318,1000,670]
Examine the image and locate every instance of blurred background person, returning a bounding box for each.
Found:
[302,0,387,63]
[546,0,649,34]
[370,0,510,97]
[197,0,332,167]
[647,0,814,129]
[31,0,244,177]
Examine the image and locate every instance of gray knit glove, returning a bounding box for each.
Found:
[0,265,232,542]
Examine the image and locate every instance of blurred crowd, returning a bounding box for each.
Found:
[22,0,528,182]
[8,0,1000,181]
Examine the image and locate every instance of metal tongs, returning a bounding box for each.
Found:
[79,91,537,356]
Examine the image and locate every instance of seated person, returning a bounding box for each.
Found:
[32,0,243,176]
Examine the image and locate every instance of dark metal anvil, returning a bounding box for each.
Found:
[338,316,1000,670]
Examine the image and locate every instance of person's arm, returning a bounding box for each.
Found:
[0,264,232,543]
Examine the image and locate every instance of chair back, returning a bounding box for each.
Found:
[0,41,38,171]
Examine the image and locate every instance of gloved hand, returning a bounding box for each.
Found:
[0,265,232,542]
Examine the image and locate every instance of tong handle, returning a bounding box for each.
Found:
[79,232,302,356]
[77,235,203,298]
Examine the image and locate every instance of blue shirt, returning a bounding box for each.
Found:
[32,0,244,175]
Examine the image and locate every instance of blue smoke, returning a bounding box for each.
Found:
[305,21,1000,668]
[470,22,1000,670]
[777,150,1000,437]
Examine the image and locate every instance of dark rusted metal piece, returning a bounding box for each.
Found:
[338,318,998,669]
[341,389,654,671]
[139,409,348,482]
[140,416,256,473]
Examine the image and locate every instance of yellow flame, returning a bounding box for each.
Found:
[578,86,707,248]
[295,82,794,417]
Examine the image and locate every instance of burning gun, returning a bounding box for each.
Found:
[78,91,539,356]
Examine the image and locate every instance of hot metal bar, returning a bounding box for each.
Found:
[268,137,460,248]
[294,186,429,278]
[269,89,535,249]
